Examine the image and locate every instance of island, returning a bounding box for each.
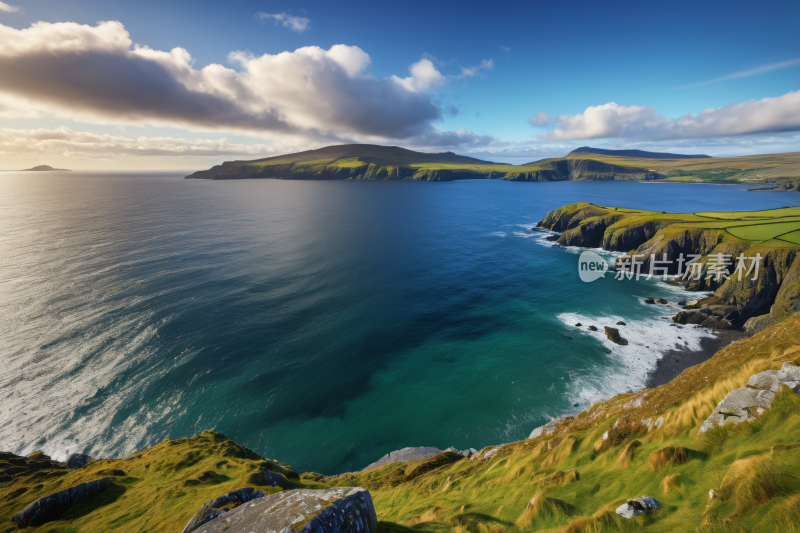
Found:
[3,203,800,533]
[185,143,800,185]
[23,165,70,171]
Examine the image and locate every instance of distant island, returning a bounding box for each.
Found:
[23,165,70,171]
[185,143,799,185]
[569,146,711,159]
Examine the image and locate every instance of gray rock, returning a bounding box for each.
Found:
[529,416,568,439]
[615,496,661,519]
[616,321,626,326]
[361,446,441,472]
[182,487,265,533]
[588,325,598,331]
[644,298,656,304]
[66,453,94,469]
[195,487,377,533]
[460,448,478,458]
[700,362,800,432]
[672,311,689,324]
[656,298,668,304]
[11,477,111,527]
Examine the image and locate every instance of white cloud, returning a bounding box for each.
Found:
[540,90,800,141]
[0,126,279,159]
[0,21,448,140]
[391,58,446,92]
[0,2,19,13]
[255,12,310,33]
[528,111,556,126]
[673,57,800,89]
[459,59,493,78]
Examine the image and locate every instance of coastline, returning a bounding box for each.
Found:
[644,327,751,388]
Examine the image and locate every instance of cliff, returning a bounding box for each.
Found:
[538,202,800,331]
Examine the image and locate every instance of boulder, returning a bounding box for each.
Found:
[656,298,668,304]
[672,311,689,324]
[529,416,570,439]
[677,300,687,306]
[604,327,628,346]
[700,316,735,330]
[575,323,582,327]
[644,298,656,304]
[588,325,598,331]
[700,362,800,432]
[11,477,111,527]
[616,321,626,326]
[361,446,441,471]
[615,496,661,519]
[182,487,265,533]
[195,487,377,533]
[67,453,94,469]
[460,448,478,458]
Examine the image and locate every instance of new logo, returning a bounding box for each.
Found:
[578,251,610,282]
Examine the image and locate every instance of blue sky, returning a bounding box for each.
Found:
[0,0,798,168]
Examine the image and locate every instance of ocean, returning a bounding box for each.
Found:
[1,171,797,473]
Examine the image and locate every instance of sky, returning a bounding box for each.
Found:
[0,0,798,169]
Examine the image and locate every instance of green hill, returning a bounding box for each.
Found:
[185,144,800,185]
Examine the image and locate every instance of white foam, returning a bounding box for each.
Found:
[490,231,508,237]
[555,311,715,407]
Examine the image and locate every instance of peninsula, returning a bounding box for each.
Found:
[185,144,800,185]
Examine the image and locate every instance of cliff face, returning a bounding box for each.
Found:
[184,157,657,182]
[538,202,800,331]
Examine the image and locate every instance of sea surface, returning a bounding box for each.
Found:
[2,172,798,473]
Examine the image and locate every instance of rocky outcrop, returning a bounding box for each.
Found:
[361,446,441,472]
[615,496,661,518]
[182,487,265,533]
[196,487,377,533]
[66,453,94,469]
[11,477,111,527]
[604,327,628,345]
[699,362,800,433]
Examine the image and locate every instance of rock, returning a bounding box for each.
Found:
[182,487,265,533]
[588,325,598,331]
[196,487,377,533]
[361,446,441,471]
[709,489,719,499]
[677,300,687,306]
[604,327,628,346]
[687,312,707,325]
[460,448,478,458]
[615,496,661,519]
[700,363,800,433]
[656,298,668,304]
[66,453,94,469]
[644,298,656,304]
[616,321,626,326]
[575,323,582,327]
[11,477,111,527]
[672,311,689,324]
[529,416,570,439]
[683,300,700,309]
[482,445,504,460]
[700,316,735,330]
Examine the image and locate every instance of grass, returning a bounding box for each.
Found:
[197,144,800,184]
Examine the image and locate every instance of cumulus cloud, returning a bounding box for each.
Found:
[0,126,278,159]
[391,58,446,92]
[540,90,800,140]
[255,12,310,33]
[0,2,19,13]
[0,21,451,141]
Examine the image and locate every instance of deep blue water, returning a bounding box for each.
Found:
[1,173,798,473]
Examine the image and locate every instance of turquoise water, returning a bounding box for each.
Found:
[1,172,798,473]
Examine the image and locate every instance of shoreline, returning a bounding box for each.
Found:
[644,327,751,388]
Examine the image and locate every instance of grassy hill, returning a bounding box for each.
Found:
[185,144,800,185]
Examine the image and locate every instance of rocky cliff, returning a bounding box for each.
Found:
[537,202,800,331]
